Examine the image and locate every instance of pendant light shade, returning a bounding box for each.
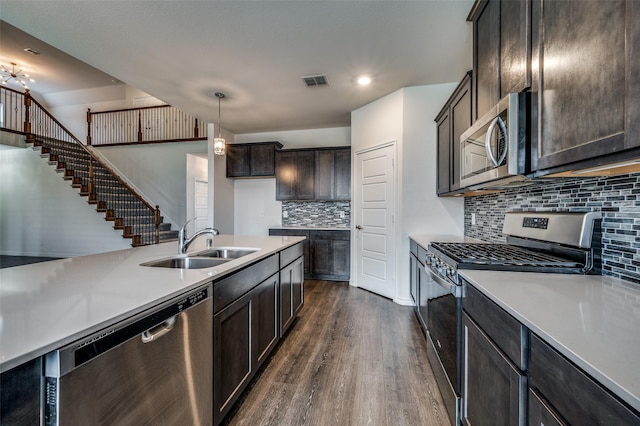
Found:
[214,92,226,156]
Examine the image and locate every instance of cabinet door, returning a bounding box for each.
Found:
[416,262,428,331]
[450,74,472,192]
[531,0,638,172]
[214,290,253,423]
[290,257,304,316]
[462,312,525,426]
[280,259,295,336]
[528,388,566,426]
[314,150,335,199]
[294,151,315,200]
[409,254,418,305]
[436,110,451,195]
[275,150,296,199]
[499,0,530,95]
[1,358,41,426]
[473,0,500,120]
[252,274,279,369]
[226,144,251,177]
[333,149,351,200]
[250,143,277,176]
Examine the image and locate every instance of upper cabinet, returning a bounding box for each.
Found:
[469,0,530,121]
[276,147,351,201]
[435,72,473,195]
[226,141,283,178]
[530,0,640,175]
[314,148,351,200]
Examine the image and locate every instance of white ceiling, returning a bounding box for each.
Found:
[0,1,473,135]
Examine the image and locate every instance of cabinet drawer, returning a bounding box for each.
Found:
[463,282,527,370]
[529,333,640,425]
[410,239,418,257]
[213,254,279,313]
[416,244,427,266]
[309,229,350,241]
[280,242,303,268]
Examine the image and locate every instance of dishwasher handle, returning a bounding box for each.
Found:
[141,316,177,343]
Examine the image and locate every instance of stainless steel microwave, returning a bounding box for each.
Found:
[459,93,529,189]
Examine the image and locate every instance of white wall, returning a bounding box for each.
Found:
[95,141,208,228]
[351,84,464,305]
[0,147,130,257]
[232,127,351,235]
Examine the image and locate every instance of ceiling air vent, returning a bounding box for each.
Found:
[302,74,329,87]
[23,48,41,56]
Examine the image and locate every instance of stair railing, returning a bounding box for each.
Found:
[1,87,162,244]
[87,104,207,146]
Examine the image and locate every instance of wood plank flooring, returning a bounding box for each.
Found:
[223,279,450,426]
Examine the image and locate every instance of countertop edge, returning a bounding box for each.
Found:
[0,236,306,373]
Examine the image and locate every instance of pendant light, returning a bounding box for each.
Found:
[213,92,226,156]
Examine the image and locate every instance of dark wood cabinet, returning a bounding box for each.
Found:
[226,141,283,178]
[310,230,350,280]
[461,280,527,425]
[270,228,350,281]
[1,358,41,426]
[275,149,315,200]
[528,388,566,426]
[529,333,640,425]
[314,148,351,200]
[435,72,473,195]
[276,147,351,201]
[462,312,525,426]
[280,255,304,336]
[530,0,640,174]
[409,240,419,305]
[469,0,530,121]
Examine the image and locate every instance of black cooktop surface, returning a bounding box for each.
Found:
[429,242,584,271]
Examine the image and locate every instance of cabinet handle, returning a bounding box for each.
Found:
[355,225,363,230]
[485,116,508,167]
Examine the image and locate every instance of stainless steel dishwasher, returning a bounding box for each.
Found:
[44,284,213,426]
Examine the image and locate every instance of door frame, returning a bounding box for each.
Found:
[351,141,398,300]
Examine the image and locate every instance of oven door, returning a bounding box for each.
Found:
[425,267,462,425]
[459,93,528,189]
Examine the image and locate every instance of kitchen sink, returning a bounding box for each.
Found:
[140,256,230,269]
[192,247,259,259]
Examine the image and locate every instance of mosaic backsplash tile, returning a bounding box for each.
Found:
[464,173,640,284]
[282,201,350,227]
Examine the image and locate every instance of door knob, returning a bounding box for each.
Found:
[356,225,363,230]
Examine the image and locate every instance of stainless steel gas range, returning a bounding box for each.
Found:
[422,211,601,425]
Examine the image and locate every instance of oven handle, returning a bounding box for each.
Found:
[426,267,462,298]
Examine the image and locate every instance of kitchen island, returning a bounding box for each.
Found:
[0,234,305,425]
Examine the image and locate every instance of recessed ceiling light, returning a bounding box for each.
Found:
[357,75,372,86]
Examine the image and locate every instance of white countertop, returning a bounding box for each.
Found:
[0,235,304,373]
[460,270,640,413]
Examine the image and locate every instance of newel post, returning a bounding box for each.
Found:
[23,89,32,138]
[194,118,199,138]
[86,108,92,145]
[154,205,161,244]
[137,111,143,142]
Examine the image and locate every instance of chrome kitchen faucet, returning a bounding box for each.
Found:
[178,219,219,254]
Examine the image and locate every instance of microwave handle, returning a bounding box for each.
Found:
[485,116,508,167]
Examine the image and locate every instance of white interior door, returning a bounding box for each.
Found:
[354,143,396,299]
[194,179,209,231]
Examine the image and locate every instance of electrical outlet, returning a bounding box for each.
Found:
[339,211,345,218]
[471,213,476,225]
[282,211,288,218]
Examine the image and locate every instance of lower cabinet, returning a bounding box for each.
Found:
[462,313,525,426]
[280,255,304,336]
[529,333,640,425]
[269,228,350,281]
[461,280,527,426]
[0,358,41,426]
[213,272,279,424]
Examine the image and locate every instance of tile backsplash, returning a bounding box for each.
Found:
[464,173,640,284]
[282,201,350,227]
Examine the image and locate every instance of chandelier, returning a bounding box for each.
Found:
[1,62,35,89]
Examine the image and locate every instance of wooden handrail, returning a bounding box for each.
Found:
[89,104,172,115]
[4,88,162,243]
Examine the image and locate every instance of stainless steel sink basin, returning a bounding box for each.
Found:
[192,247,259,259]
[140,256,230,269]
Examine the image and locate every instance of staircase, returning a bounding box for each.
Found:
[29,136,178,246]
[1,86,178,247]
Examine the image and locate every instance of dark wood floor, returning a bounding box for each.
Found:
[224,279,449,426]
